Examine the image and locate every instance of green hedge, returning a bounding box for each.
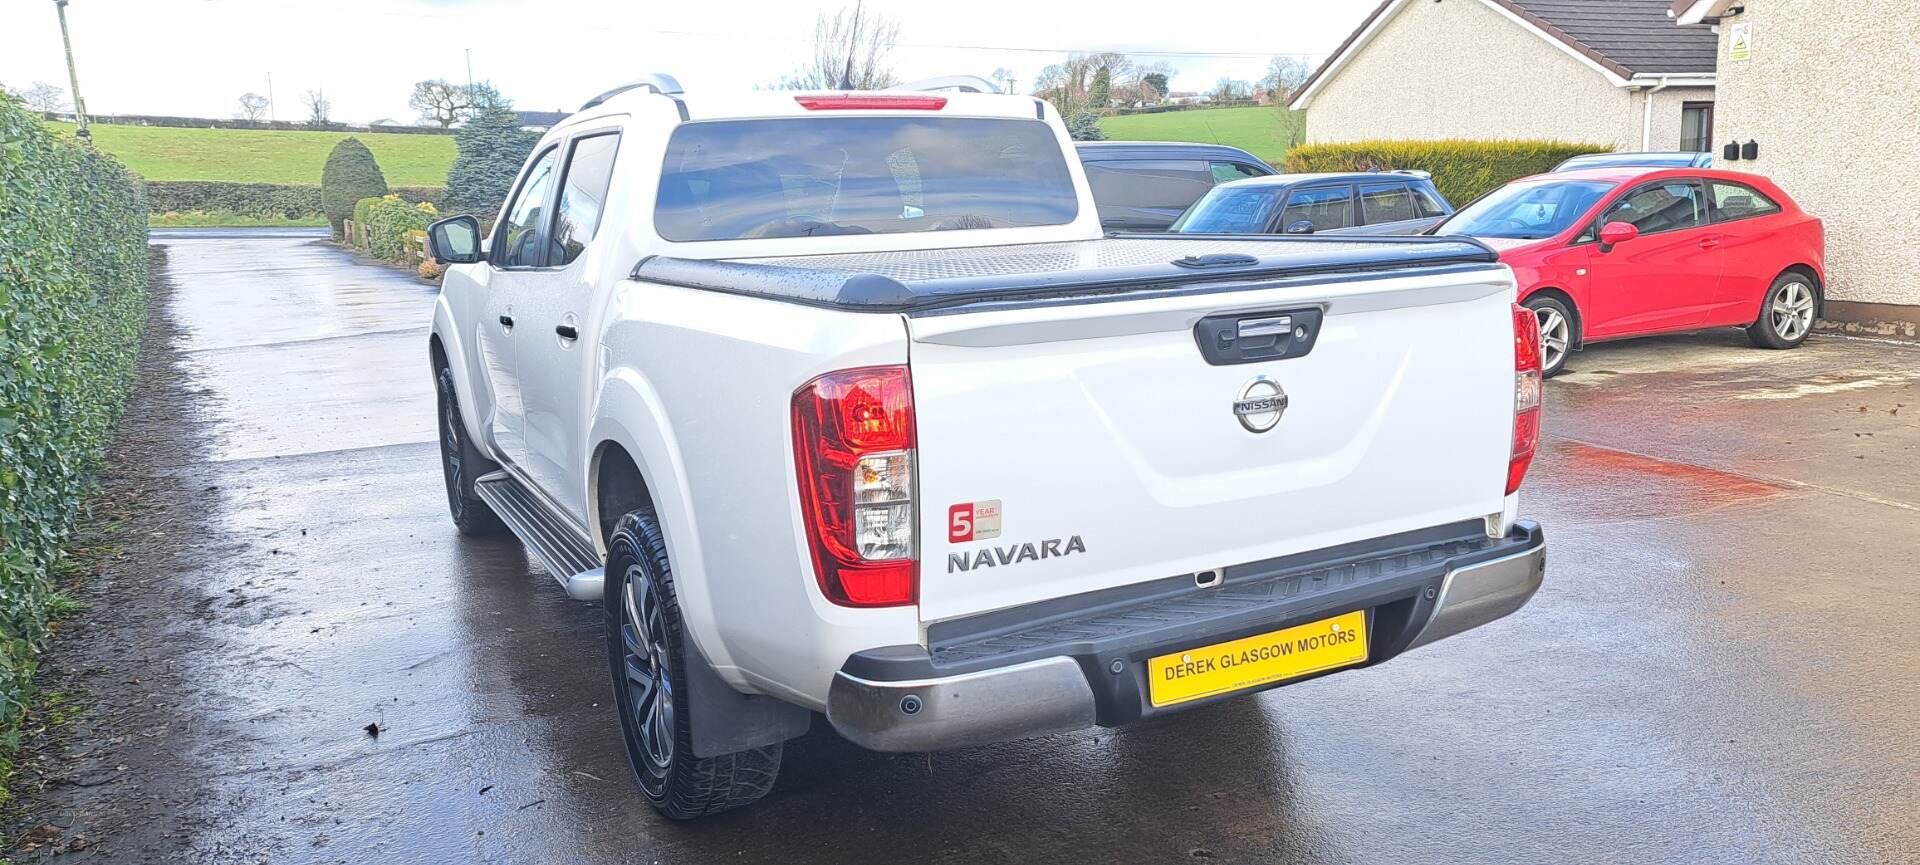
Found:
[146,181,445,221]
[146,181,320,219]
[355,194,439,260]
[1284,139,1608,205]
[0,96,149,732]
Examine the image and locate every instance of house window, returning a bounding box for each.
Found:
[1680,102,1714,153]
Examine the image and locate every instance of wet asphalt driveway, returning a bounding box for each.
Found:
[12,231,1916,863]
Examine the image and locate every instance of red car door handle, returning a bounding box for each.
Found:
[1698,237,1720,248]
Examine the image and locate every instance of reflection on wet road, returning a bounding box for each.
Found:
[135,233,1920,862]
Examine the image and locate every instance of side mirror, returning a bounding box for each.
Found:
[428,215,484,265]
[1284,220,1316,235]
[1597,220,1639,251]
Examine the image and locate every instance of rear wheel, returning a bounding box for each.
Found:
[436,365,506,536]
[605,511,781,819]
[1748,272,1818,349]
[1524,295,1575,378]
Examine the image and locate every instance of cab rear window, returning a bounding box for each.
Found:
[655,117,1079,241]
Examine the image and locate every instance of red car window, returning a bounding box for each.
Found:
[1709,181,1783,222]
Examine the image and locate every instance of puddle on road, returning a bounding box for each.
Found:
[1534,440,1786,522]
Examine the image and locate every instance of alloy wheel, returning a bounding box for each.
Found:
[622,562,675,771]
[1534,306,1570,372]
[1771,281,1815,341]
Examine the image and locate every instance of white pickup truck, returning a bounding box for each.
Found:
[425,75,1548,819]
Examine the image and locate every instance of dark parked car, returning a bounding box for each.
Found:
[1076,141,1276,231]
[1552,151,1714,172]
[1169,171,1454,236]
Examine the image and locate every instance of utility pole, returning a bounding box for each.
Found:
[267,71,275,122]
[465,48,475,101]
[53,0,90,141]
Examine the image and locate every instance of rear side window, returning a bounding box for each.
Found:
[1709,181,1782,222]
[1084,159,1215,211]
[1210,161,1266,184]
[1358,182,1416,224]
[550,133,620,266]
[1279,186,1354,231]
[1599,181,1707,235]
[497,147,559,268]
[1411,185,1449,217]
[655,117,1077,241]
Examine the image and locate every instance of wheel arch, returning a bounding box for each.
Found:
[589,393,814,758]
[586,373,731,672]
[1522,287,1584,349]
[429,299,491,449]
[1780,264,1825,317]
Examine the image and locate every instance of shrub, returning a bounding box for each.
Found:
[445,105,539,218]
[363,195,438,261]
[0,95,149,736]
[1067,111,1106,141]
[145,181,321,220]
[1283,139,1608,206]
[320,138,389,238]
[392,185,446,210]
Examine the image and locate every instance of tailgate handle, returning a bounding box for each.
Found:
[1173,253,1260,269]
[1237,316,1292,339]
[1193,307,1323,366]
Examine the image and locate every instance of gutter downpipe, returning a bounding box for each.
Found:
[1641,75,1671,150]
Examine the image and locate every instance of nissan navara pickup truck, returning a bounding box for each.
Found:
[424,75,1549,820]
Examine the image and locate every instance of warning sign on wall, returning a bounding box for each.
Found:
[1729,22,1753,61]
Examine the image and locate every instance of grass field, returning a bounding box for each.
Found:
[43,122,456,186]
[1097,107,1306,165]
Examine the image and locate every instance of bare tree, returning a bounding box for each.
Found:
[1034,53,1162,113]
[778,2,900,90]
[22,81,69,113]
[302,89,332,127]
[236,92,270,122]
[409,79,471,128]
[1261,56,1314,101]
[990,67,1015,95]
[1211,78,1253,102]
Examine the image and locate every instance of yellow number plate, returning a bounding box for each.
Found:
[1148,610,1369,707]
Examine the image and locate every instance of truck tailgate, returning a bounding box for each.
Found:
[910,267,1516,623]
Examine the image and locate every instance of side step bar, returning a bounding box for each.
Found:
[472,470,605,601]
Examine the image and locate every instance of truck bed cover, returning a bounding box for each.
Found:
[632,234,1500,314]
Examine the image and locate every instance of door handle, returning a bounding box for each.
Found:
[555,324,579,341]
[1698,237,1720,249]
[498,314,515,329]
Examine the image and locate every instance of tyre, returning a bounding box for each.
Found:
[1748,272,1818,349]
[435,364,507,536]
[1524,295,1576,378]
[606,511,781,819]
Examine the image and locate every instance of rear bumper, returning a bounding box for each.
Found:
[827,520,1544,752]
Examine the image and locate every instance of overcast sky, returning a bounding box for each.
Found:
[1,0,1375,123]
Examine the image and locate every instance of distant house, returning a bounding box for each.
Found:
[1290,0,1718,152]
[1670,0,1919,335]
[516,110,570,132]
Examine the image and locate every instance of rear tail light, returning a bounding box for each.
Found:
[792,366,917,607]
[1508,303,1543,494]
[794,94,947,111]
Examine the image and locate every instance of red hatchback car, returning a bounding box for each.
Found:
[1435,167,1825,376]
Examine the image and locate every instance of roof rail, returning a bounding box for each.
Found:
[893,75,1003,94]
[580,74,685,111]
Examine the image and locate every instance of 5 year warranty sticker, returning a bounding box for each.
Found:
[947,499,1002,543]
